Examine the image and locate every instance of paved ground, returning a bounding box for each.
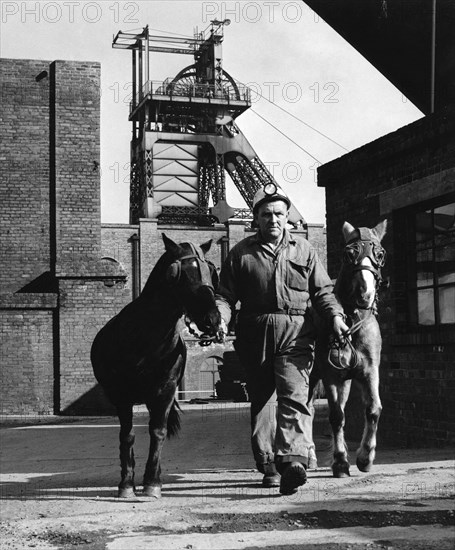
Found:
[0,401,454,550]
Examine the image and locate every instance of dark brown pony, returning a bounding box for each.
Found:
[91,234,221,498]
[311,220,387,477]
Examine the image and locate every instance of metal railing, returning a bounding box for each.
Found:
[130,79,251,113]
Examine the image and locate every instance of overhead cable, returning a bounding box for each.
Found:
[251,109,321,163]
[259,93,350,153]
[237,79,349,153]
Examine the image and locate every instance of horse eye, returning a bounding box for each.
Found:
[344,245,359,264]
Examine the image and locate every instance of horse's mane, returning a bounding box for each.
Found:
[139,251,172,300]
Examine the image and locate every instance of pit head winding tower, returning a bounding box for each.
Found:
[112,22,303,226]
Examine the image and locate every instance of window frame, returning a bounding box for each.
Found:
[394,192,455,331]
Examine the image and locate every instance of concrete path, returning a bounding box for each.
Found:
[0,402,454,549]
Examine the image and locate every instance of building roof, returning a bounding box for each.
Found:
[302,0,455,114]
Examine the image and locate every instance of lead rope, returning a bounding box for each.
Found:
[327,313,368,371]
[184,317,225,347]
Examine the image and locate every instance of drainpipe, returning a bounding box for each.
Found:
[130,233,140,299]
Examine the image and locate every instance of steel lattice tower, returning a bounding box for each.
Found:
[113,23,303,225]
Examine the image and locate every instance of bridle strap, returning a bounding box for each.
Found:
[352,264,383,281]
[171,247,214,289]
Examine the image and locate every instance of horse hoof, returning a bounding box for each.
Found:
[143,485,162,499]
[332,463,350,478]
[356,457,373,473]
[118,486,136,499]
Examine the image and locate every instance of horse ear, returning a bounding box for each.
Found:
[200,239,212,256]
[207,261,219,291]
[372,219,387,242]
[342,222,357,243]
[162,233,180,255]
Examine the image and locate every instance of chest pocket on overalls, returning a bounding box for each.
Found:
[286,260,309,291]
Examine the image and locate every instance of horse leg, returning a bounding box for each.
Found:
[356,372,382,472]
[117,403,136,498]
[326,380,352,478]
[142,395,176,498]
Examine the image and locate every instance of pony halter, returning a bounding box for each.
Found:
[166,243,214,288]
[343,236,386,281]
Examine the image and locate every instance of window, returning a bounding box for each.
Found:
[405,196,455,326]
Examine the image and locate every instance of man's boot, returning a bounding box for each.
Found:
[262,463,280,488]
[279,462,307,495]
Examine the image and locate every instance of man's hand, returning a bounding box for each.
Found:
[216,318,228,344]
[220,318,228,336]
[332,315,350,344]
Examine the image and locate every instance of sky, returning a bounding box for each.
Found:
[1,0,424,224]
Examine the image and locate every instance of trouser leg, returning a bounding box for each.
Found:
[249,386,277,470]
[274,323,315,473]
[236,313,316,474]
[235,317,276,471]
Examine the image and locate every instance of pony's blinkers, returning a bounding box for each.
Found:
[165,241,222,342]
[344,229,386,282]
[166,244,214,289]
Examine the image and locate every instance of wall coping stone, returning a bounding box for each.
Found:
[101,223,139,230]
[158,224,227,231]
[55,258,127,279]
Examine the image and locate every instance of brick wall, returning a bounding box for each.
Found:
[0,306,54,416]
[0,58,129,415]
[48,61,130,414]
[318,106,455,447]
[306,224,327,268]
[1,59,51,294]
[101,223,138,298]
[51,60,102,275]
[59,279,129,414]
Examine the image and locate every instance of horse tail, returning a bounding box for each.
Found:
[167,399,181,438]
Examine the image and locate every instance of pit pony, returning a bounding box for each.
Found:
[91,234,222,497]
[311,220,387,477]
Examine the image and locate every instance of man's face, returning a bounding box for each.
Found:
[255,200,289,243]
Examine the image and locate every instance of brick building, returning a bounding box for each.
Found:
[318,109,455,447]
[0,57,326,416]
[305,0,455,447]
[1,58,129,416]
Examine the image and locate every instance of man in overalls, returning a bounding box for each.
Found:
[216,187,348,495]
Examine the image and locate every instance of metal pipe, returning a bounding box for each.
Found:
[138,38,143,101]
[144,25,150,88]
[130,233,140,299]
[132,48,137,111]
[430,0,436,113]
